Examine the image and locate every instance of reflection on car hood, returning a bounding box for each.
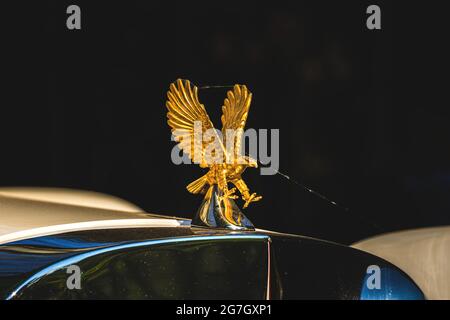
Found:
[0,188,189,244]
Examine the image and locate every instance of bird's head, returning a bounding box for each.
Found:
[243,156,258,168]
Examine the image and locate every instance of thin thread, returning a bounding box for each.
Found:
[271,168,349,211]
[265,167,383,232]
[199,85,235,89]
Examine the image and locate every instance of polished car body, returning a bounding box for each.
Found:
[353,226,450,300]
[0,188,424,299]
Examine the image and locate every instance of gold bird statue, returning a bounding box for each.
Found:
[166,79,262,230]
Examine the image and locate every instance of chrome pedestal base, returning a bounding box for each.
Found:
[191,185,254,231]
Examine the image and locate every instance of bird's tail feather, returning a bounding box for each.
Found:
[187,175,209,194]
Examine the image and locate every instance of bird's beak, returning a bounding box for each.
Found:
[249,160,258,168]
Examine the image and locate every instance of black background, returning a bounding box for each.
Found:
[1,1,449,244]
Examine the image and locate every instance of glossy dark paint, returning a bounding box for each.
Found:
[0,227,424,300]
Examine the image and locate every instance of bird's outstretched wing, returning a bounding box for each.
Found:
[166,79,224,167]
[221,85,252,160]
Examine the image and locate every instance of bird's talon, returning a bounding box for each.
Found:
[226,188,238,198]
[220,188,238,202]
[243,193,262,208]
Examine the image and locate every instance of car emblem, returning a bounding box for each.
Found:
[166,79,262,230]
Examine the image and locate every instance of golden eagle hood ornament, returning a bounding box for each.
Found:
[166,79,262,230]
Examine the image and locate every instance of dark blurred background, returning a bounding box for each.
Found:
[2,1,449,244]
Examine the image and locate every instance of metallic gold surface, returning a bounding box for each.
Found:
[166,79,262,229]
